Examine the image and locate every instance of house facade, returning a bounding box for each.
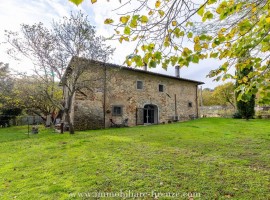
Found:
[63,57,204,130]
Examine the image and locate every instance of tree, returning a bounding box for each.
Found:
[200,83,235,107]
[70,0,270,104]
[212,82,235,108]
[235,56,256,120]
[14,75,63,124]
[201,88,217,106]
[0,62,9,77]
[6,12,114,133]
[0,62,17,110]
[0,63,22,127]
[1,68,62,126]
[0,62,13,107]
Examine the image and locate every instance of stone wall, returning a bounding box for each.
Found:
[199,106,235,118]
[72,62,105,130]
[105,68,198,127]
[68,60,200,130]
[199,105,270,118]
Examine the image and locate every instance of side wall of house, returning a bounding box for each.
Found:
[72,64,105,130]
[104,67,198,127]
[71,62,199,130]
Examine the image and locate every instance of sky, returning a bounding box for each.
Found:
[0,0,224,89]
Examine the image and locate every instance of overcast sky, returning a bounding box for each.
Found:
[0,0,224,89]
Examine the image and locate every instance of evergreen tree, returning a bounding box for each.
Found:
[235,55,255,120]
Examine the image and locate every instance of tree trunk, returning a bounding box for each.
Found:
[45,115,52,127]
[65,110,75,134]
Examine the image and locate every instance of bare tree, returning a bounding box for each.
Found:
[5,11,114,133]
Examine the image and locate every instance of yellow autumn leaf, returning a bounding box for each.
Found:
[226,42,231,47]
[182,47,191,57]
[187,32,193,38]
[140,15,148,23]
[183,48,190,53]
[202,43,209,49]
[216,7,222,14]
[148,10,154,15]
[218,32,224,38]
[194,43,202,51]
[266,17,270,23]
[155,0,161,8]
[123,37,129,41]
[242,76,248,83]
[212,42,217,48]
[220,28,226,32]
[130,19,137,28]
[197,5,205,17]
[200,54,207,59]
[172,21,177,26]
[193,36,200,43]
[228,0,234,6]
[164,41,170,47]
[132,35,138,41]
[91,0,97,3]
[119,36,129,43]
[141,45,147,51]
[127,60,132,66]
[158,10,165,17]
[120,16,130,24]
[104,18,114,24]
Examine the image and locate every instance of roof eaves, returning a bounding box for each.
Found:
[60,57,204,86]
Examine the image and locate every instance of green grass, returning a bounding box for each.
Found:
[0,118,269,199]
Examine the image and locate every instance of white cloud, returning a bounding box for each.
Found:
[0,0,76,73]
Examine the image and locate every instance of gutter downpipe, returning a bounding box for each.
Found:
[196,85,199,118]
[103,62,107,129]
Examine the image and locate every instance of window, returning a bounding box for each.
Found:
[159,84,164,92]
[188,102,193,107]
[137,80,143,90]
[112,106,123,116]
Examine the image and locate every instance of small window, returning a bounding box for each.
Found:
[188,102,193,107]
[159,84,164,92]
[112,106,123,116]
[137,81,143,90]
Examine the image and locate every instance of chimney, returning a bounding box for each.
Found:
[175,65,180,78]
[144,63,147,71]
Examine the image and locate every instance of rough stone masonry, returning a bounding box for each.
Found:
[63,57,204,130]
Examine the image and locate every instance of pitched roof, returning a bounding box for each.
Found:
[60,56,204,85]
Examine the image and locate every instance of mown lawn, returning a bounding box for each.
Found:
[0,118,269,199]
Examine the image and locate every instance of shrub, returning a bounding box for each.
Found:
[232,112,242,119]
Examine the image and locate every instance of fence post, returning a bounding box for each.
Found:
[27,116,30,138]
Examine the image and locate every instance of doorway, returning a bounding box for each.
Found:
[143,104,158,124]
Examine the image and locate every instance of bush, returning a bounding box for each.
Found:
[232,112,242,119]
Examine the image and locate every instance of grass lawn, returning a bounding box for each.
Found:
[0,118,269,199]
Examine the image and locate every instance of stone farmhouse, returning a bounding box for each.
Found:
[62,57,204,130]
